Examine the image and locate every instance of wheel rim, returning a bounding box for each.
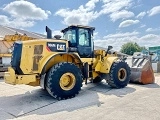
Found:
[60,72,76,91]
[118,68,127,81]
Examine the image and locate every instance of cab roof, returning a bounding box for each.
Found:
[61,25,95,33]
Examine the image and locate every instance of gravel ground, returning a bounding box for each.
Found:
[0,74,159,120]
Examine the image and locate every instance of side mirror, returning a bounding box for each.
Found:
[106,46,113,56]
[108,46,113,51]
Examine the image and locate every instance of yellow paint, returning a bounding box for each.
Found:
[59,72,76,90]
[100,56,118,73]
[18,39,70,74]
[4,34,36,41]
[95,60,102,72]
[92,71,99,79]
[80,58,93,64]
[38,53,82,74]
[93,49,118,74]
[0,54,12,57]
[4,67,39,86]
[4,67,16,85]
[118,68,127,81]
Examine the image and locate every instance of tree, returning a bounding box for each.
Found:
[120,42,145,55]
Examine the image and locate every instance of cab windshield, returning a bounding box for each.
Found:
[63,28,92,47]
[63,29,76,44]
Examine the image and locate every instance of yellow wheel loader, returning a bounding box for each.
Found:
[4,25,132,100]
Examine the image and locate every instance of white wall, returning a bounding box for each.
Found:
[2,57,11,67]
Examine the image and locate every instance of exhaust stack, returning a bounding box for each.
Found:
[46,26,52,39]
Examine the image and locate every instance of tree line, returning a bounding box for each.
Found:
[120,42,146,55]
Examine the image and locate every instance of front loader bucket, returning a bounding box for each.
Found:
[125,55,155,84]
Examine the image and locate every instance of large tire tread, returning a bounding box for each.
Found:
[45,62,82,100]
[108,61,131,88]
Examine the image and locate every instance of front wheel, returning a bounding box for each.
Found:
[107,61,130,88]
[45,62,83,100]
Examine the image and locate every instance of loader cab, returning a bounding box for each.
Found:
[62,25,95,58]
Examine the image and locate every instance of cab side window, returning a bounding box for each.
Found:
[79,29,89,46]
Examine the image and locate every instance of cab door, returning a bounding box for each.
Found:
[77,28,93,58]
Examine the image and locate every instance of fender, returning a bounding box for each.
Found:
[40,53,83,74]
[95,56,118,73]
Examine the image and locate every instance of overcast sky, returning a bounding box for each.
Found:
[0,0,160,51]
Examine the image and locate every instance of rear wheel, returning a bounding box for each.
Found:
[107,61,130,88]
[45,62,83,100]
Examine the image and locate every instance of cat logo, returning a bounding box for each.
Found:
[57,44,65,50]
[47,42,66,51]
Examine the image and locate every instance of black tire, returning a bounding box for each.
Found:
[45,62,82,100]
[107,61,130,88]
[93,76,102,83]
